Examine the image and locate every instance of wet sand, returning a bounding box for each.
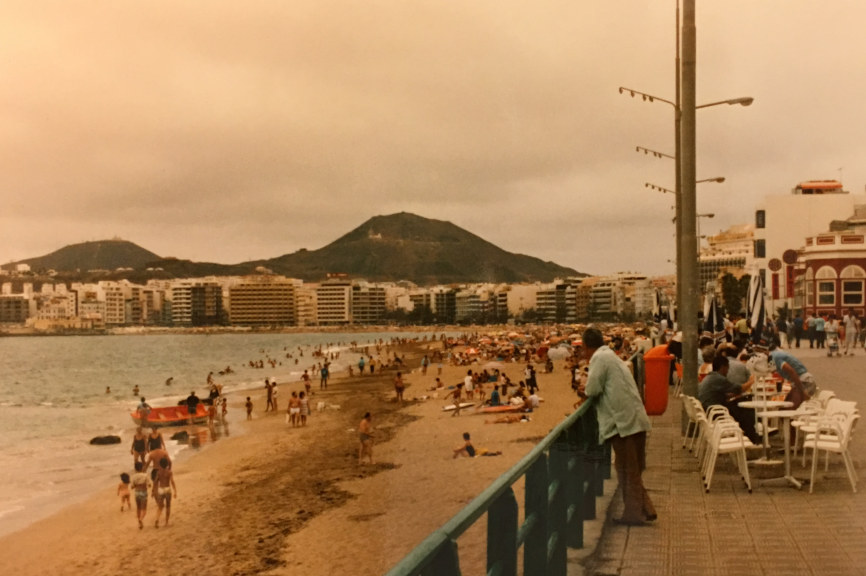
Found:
[0,341,580,576]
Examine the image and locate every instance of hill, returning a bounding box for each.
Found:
[249,212,582,284]
[4,239,161,274]
[6,214,585,284]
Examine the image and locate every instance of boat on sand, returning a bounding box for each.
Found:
[131,405,209,427]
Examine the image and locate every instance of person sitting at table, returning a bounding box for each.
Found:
[697,355,761,444]
[717,341,755,393]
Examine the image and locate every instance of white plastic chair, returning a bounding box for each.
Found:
[682,396,700,450]
[805,413,859,494]
[695,405,730,463]
[703,421,753,493]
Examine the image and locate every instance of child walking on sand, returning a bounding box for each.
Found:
[131,461,150,529]
[245,397,253,420]
[118,472,131,511]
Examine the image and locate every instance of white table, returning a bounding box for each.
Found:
[738,400,793,459]
[756,409,811,489]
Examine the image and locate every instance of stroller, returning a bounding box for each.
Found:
[827,331,841,357]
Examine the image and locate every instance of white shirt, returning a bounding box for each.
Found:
[463,375,474,392]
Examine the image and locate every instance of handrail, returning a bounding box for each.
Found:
[385,398,610,576]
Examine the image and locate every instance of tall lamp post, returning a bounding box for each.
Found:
[620,0,752,402]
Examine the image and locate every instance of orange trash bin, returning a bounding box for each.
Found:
[643,345,673,416]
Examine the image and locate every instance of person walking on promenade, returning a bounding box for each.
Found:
[843,309,860,355]
[793,312,804,348]
[581,327,656,526]
[815,314,826,349]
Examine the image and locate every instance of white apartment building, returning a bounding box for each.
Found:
[699,224,754,289]
[228,275,296,326]
[315,277,352,325]
[755,180,866,311]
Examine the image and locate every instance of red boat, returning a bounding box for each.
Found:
[131,405,209,428]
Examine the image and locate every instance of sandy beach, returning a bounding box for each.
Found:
[0,339,582,576]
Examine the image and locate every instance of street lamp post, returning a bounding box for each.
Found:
[681,0,698,399]
[620,0,751,403]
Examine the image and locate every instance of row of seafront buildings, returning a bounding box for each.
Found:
[701,180,866,320]
[0,271,670,331]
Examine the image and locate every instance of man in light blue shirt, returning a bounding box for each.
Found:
[768,345,816,407]
[583,327,655,526]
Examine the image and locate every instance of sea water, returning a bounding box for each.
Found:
[0,330,436,537]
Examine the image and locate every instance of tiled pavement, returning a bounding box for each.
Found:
[581,347,866,576]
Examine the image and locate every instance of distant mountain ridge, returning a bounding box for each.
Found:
[5,213,584,284]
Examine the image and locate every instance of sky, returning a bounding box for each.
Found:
[3,1,866,277]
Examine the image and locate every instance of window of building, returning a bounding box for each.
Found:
[818,281,835,305]
[805,267,814,307]
[843,281,864,306]
[754,239,766,258]
[755,210,766,228]
[839,266,865,306]
[816,266,837,306]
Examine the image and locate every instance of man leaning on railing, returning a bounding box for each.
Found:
[580,327,657,527]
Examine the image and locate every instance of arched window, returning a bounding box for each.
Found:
[840,265,865,306]
[805,267,814,307]
[816,266,837,306]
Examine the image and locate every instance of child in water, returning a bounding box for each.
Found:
[118,472,131,512]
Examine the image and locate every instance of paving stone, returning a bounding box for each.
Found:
[576,350,866,576]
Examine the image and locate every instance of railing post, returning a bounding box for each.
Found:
[420,538,461,576]
[523,455,549,574]
[548,435,571,576]
[487,487,518,576]
[566,422,586,549]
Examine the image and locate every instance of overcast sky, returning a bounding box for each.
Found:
[3,1,866,277]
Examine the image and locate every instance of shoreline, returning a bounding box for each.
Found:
[0,324,486,337]
[0,337,582,575]
[0,339,439,575]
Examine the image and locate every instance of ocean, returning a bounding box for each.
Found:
[0,330,439,538]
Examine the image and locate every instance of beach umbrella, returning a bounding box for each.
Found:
[547,347,570,360]
[702,294,726,344]
[652,289,662,322]
[747,272,766,344]
[482,361,504,370]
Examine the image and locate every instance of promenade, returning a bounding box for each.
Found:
[583,346,866,576]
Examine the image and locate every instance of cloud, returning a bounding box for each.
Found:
[2,1,866,276]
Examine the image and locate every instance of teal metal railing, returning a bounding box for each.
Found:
[385,399,610,576]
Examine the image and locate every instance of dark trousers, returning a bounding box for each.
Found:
[610,432,656,522]
[725,401,760,444]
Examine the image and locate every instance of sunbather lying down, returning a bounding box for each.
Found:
[484,414,530,424]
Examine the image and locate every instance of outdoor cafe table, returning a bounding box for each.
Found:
[738,399,793,460]
[756,408,817,490]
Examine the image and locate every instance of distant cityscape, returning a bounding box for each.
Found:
[3,180,866,332]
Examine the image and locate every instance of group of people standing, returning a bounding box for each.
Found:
[124,426,176,529]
